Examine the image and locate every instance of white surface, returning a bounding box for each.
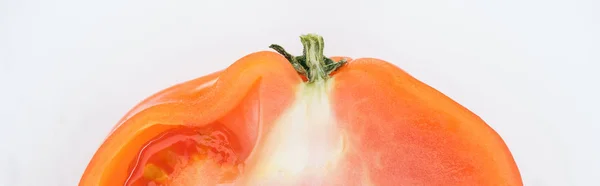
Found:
[1,0,598,185]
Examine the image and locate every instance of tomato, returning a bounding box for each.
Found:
[80,34,522,185]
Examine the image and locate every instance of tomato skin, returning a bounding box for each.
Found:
[110,71,222,134]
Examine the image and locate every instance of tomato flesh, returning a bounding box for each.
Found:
[124,124,243,185]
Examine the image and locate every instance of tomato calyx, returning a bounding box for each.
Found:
[269,34,347,83]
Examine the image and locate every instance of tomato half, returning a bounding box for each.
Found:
[80,34,522,186]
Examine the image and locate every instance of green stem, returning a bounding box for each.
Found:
[269,34,347,83]
[300,34,327,82]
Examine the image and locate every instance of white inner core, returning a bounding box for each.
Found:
[242,80,345,184]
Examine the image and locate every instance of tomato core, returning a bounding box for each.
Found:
[124,125,243,185]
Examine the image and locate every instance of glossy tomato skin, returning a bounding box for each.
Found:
[80,49,522,185]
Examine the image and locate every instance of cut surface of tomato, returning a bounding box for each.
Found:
[80,34,522,186]
[124,125,241,185]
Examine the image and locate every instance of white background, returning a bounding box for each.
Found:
[1,0,598,185]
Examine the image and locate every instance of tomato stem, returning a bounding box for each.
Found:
[269,34,346,83]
